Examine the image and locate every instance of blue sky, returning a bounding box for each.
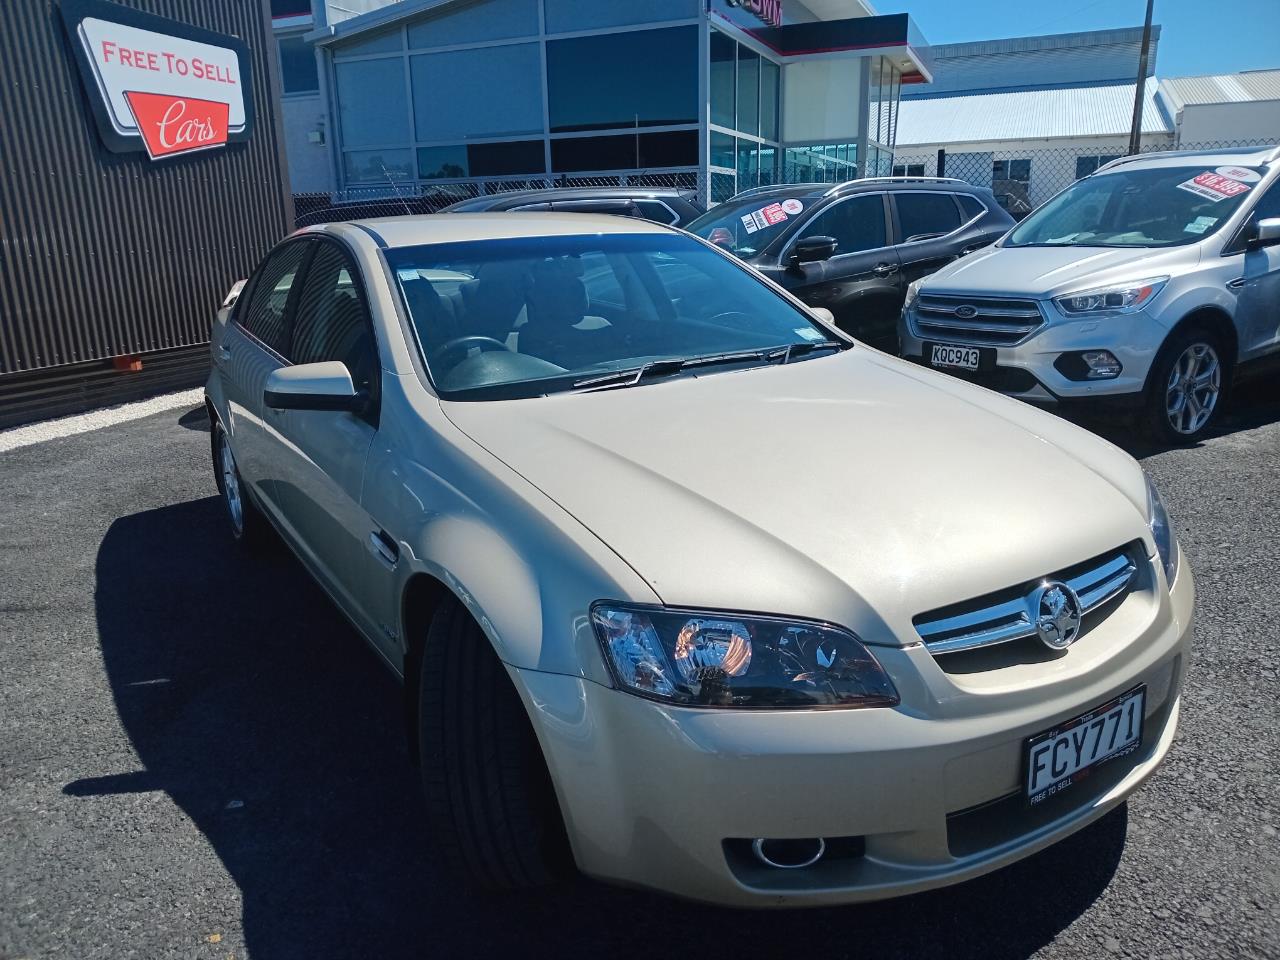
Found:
[873,0,1280,79]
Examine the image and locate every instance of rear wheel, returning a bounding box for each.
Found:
[1143,328,1228,445]
[213,423,269,547]
[417,597,571,890]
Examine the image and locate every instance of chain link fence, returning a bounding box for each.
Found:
[292,140,1274,228]
[293,169,700,228]
[892,139,1274,219]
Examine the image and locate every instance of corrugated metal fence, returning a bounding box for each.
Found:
[0,0,293,377]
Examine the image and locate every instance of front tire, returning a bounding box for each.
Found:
[1143,328,1228,445]
[417,598,571,890]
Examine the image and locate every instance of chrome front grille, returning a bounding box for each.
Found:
[914,547,1138,656]
[913,293,1045,346]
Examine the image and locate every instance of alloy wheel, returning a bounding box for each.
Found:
[219,431,244,534]
[1165,342,1220,436]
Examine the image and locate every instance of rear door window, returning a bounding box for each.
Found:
[552,199,641,218]
[238,242,308,356]
[894,192,963,243]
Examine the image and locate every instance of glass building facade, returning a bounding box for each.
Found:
[309,0,926,198]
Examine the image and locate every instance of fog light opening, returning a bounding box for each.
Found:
[1082,350,1122,379]
[751,837,826,869]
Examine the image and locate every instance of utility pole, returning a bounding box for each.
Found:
[1127,0,1155,155]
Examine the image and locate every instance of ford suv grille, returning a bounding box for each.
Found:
[913,293,1045,346]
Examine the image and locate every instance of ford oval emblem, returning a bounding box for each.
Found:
[954,304,979,319]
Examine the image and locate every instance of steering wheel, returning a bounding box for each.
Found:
[431,335,510,366]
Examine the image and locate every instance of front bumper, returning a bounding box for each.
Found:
[515,554,1193,907]
[898,306,1168,404]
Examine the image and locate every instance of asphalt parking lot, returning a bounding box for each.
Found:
[1,383,1278,960]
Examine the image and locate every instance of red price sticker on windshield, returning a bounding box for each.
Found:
[761,202,789,225]
[1177,171,1252,202]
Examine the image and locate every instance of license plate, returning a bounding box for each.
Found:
[1025,686,1145,805]
[930,343,981,370]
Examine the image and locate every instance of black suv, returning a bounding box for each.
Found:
[439,186,704,227]
[686,179,1014,350]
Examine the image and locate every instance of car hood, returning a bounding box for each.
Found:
[442,351,1152,647]
[924,243,1198,299]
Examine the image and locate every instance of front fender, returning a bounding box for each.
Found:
[367,380,659,684]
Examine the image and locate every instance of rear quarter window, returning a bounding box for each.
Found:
[957,194,986,221]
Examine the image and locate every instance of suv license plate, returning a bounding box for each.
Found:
[1025,685,1145,805]
[930,343,980,370]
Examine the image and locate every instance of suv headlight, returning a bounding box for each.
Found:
[1053,277,1168,316]
[902,278,923,313]
[1145,474,1179,586]
[591,604,899,709]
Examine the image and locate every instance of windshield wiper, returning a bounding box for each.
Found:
[571,349,773,391]
[766,340,845,364]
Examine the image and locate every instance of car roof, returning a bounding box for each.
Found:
[726,177,989,204]
[308,211,676,248]
[440,185,692,212]
[1096,145,1280,174]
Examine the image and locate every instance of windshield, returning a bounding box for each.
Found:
[386,233,842,400]
[1006,164,1263,248]
[686,195,814,257]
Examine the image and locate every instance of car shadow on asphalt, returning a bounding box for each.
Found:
[80,495,1130,960]
[1064,376,1280,460]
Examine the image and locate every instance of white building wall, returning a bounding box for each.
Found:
[783,58,863,142]
[280,95,333,193]
[1175,100,1280,145]
[893,134,1174,208]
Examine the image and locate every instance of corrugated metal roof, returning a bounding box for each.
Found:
[924,26,1157,60]
[895,78,1170,146]
[1159,70,1280,112]
[903,28,1160,98]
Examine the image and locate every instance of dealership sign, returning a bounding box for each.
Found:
[729,0,783,28]
[60,0,254,159]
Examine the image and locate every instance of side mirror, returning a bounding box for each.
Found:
[810,307,836,326]
[264,361,365,412]
[1248,216,1280,249]
[789,235,838,267]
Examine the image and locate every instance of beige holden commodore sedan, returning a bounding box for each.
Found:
[205,213,1192,907]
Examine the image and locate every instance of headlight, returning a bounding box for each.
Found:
[591,604,899,709]
[1145,474,1179,586]
[902,278,923,312]
[1053,277,1167,316]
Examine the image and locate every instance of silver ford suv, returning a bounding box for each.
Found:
[899,146,1280,443]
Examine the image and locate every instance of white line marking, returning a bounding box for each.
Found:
[0,388,206,453]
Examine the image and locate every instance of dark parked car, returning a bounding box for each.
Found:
[686,178,1015,350]
[439,186,705,226]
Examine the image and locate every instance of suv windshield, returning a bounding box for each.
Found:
[1006,164,1264,248]
[686,195,814,257]
[386,233,843,400]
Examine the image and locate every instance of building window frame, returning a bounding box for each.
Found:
[325,5,703,191]
[276,29,320,98]
[705,25,782,199]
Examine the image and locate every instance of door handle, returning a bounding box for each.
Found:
[872,262,898,276]
[369,530,399,567]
